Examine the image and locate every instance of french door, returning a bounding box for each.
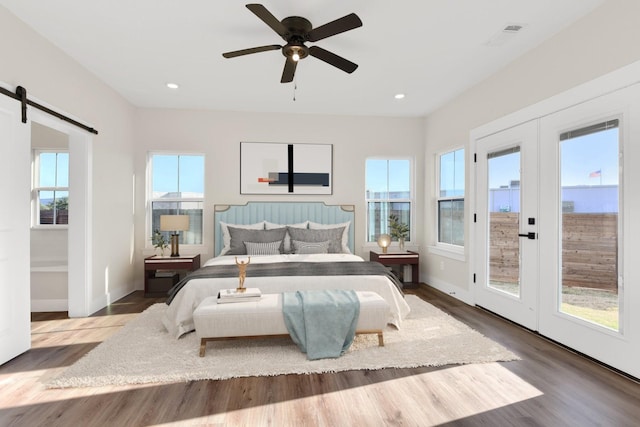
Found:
[0,93,31,365]
[538,88,638,377]
[475,120,539,331]
[475,86,640,378]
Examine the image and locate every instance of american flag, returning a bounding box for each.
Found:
[589,169,601,178]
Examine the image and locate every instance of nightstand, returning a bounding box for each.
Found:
[370,250,420,289]
[144,254,201,297]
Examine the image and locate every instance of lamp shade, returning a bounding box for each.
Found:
[377,233,391,253]
[160,215,190,232]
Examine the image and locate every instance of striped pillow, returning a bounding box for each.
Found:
[244,240,282,256]
[292,240,330,254]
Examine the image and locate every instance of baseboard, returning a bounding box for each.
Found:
[31,299,68,312]
[108,285,135,305]
[89,285,136,315]
[32,286,136,317]
[423,275,475,305]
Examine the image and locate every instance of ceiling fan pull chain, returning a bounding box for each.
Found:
[293,80,297,101]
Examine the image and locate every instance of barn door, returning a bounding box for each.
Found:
[0,93,31,365]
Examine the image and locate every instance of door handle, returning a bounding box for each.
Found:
[518,232,537,240]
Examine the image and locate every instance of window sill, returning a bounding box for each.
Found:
[427,244,465,262]
[31,225,69,230]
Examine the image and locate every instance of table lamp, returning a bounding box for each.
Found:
[160,215,190,257]
[377,233,391,253]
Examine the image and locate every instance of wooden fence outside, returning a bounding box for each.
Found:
[489,212,617,291]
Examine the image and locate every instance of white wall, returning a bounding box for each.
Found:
[133,109,425,288]
[0,6,137,313]
[423,0,640,299]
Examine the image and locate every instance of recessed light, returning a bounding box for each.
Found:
[166,83,179,89]
[394,93,405,100]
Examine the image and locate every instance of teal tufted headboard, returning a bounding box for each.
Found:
[213,202,355,256]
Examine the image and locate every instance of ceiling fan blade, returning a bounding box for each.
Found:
[307,13,362,42]
[222,44,281,58]
[280,58,298,83]
[246,4,288,39]
[308,46,358,74]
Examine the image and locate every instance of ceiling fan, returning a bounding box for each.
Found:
[222,4,362,83]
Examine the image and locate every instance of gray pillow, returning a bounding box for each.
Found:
[227,227,286,255]
[286,226,345,253]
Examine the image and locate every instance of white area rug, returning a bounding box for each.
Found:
[47,295,519,388]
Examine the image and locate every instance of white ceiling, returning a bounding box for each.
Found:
[1,0,605,117]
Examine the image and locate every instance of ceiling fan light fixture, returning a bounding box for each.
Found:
[222,4,362,83]
[284,44,307,62]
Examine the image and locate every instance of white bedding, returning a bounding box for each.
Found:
[161,254,411,338]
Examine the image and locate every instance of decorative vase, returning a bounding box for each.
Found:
[398,237,405,251]
[157,247,166,257]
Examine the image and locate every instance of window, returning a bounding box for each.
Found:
[33,150,69,226]
[365,158,412,242]
[559,120,620,330]
[438,148,464,246]
[149,153,205,246]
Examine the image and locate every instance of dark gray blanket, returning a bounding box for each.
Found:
[166,261,404,304]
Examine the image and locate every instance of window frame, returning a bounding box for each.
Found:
[435,147,465,254]
[32,149,69,229]
[147,151,205,249]
[364,156,414,245]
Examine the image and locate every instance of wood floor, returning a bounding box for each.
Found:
[1,287,639,427]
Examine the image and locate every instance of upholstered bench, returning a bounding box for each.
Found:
[194,291,390,356]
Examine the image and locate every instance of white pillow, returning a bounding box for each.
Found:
[264,221,308,229]
[219,221,264,255]
[308,221,351,254]
[265,221,308,253]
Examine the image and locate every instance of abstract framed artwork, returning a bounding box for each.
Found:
[240,142,333,195]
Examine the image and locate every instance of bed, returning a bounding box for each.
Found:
[162,202,411,338]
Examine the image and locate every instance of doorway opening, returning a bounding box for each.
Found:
[29,111,93,317]
[30,123,70,312]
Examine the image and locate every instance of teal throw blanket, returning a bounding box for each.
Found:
[282,290,360,360]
